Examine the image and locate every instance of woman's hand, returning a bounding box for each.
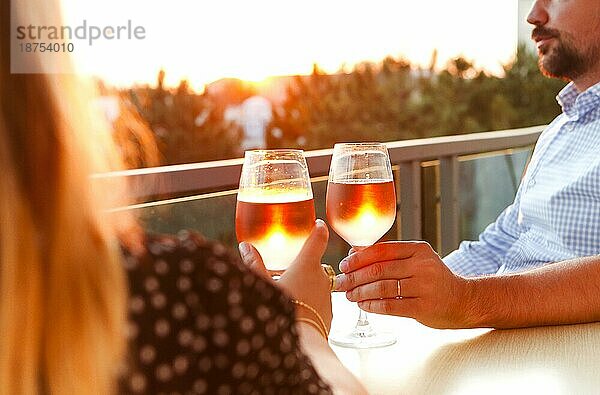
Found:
[240,221,369,394]
[239,219,332,332]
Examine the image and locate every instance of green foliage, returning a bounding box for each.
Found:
[121,71,247,166]
[115,46,565,167]
[268,45,565,149]
[500,46,566,127]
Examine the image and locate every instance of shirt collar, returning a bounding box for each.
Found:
[556,81,600,120]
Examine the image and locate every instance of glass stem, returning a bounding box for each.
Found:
[354,309,375,338]
[350,245,375,338]
[357,309,369,327]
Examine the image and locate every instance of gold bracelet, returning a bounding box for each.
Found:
[291,299,329,336]
[296,317,328,339]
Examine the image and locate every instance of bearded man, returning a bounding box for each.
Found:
[335,0,600,329]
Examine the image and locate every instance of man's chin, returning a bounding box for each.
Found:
[537,48,564,79]
[538,60,570,81]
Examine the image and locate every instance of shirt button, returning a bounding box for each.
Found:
[528,178,536,187]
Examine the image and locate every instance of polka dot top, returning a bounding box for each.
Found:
[119,230,332,394]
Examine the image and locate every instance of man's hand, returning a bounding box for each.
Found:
[335,241,476,329]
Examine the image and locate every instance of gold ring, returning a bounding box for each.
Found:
[397,280,402,299]
[321,264,336,292]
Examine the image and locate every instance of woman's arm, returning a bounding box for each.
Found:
[240,220,367,394]
[296,324,367,395]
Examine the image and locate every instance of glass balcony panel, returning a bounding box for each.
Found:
[458,148,532,242]
[130,177,401,274]
[129,148,532,271]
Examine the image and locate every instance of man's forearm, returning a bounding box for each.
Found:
[465,256,600,328]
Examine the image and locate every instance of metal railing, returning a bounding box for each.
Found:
[97,125,544,255]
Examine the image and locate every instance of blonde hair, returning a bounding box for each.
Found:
[0,1,135,394]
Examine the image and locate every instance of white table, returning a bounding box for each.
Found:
[330,293,600,395]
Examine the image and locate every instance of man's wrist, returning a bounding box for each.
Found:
[460,276,514,328]
[459,277,496,328]
[456,277,479,328]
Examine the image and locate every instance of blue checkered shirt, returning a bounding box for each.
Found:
[444,81,600,276]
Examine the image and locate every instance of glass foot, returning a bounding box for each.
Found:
[329,318,396,348]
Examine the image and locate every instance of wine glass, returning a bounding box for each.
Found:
[326,142,397,348]
[236,149,316,277]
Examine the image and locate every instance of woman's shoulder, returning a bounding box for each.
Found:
[121,230,293,314]
[119,232,330,394]
[122,230,238,268]
[122,230,241,278]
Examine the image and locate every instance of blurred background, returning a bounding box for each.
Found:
[76,0,564,267]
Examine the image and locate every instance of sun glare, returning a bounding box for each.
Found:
[357,207,378,229]
[60,0,518,91]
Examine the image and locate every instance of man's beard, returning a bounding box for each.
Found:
[534,27,600,81]
[539,39,587,81]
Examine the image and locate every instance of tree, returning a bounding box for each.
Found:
[123,71,244,165]
[112,48,564,167]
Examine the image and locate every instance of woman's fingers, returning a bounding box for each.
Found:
[278,219,333,329]
[238,242,271,281]
[293,219,329,270]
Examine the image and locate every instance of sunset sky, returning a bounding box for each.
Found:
[60,0,522,91]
